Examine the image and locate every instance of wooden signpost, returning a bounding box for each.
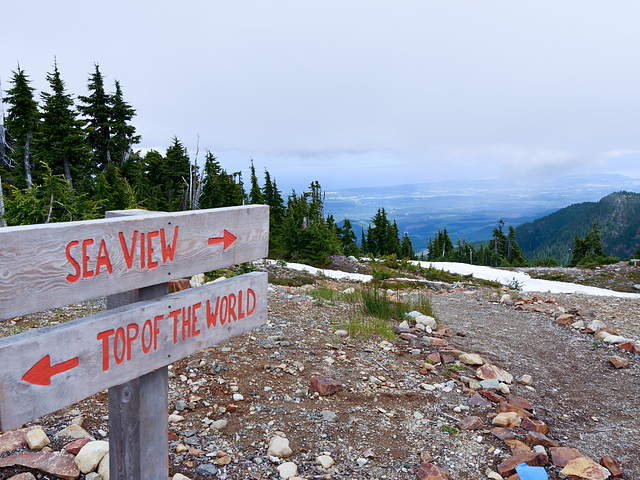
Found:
[0,206,270,480]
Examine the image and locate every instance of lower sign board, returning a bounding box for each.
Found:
[0,272,267,432]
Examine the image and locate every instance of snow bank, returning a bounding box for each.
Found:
[417,261,640,299]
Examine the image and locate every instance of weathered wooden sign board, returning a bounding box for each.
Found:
[0,272,267,431]
[0,206,270,480]
[0,205,269,320]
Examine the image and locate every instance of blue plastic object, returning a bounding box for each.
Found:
[515,462,548,480]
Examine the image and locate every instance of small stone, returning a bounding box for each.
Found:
[55,424,95,440]
[0,451,80,479]
[173,474,193,480]
[469,394,492,408]
[267,435,293,458]
[479,379,501,390]
[335,329,348,336]
[63,438,92,455]
[492,412,520,428]
[356,458,368,467]
[491,427,516,441]
[168,414,185,423]
[498,382,510,395]
[195,463,218,475]
[417,462,450,479]
[213,455,232,466]
[316,455,335,469]
[561,457,611,480]
[459,353,484,366]
[75,440,109,474]
[518,374,533,385]
[232,393,244,401]
[176,444,188,453]
[509,397,533,411]
[549,447,585,467]
[600,455,623,477]
[321,410,338,422]
[487,471,503,480]
[521,417,550,435]
[609,355,629,369]
[211,419,228,430]
[310,377,343,396]
[7,473,37,480]
[459,416,484,430]
[524,431,560,448]
[26,428,50,451]
[277,462,298,479]
[505,439,531,455]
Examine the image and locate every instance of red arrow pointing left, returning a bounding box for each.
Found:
[22,355,79,386]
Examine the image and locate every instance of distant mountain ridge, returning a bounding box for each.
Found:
[515,191,640,265]
[324,174,640,252]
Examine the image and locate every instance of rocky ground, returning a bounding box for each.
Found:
[0,260,639,480]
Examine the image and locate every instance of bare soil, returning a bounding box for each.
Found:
[1,261,639,480]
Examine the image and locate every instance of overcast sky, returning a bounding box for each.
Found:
[3,1,640,192]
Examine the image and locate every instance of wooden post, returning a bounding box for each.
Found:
[106,211,168,480]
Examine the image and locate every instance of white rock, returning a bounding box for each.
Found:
[343,287,355,294]
[459,353,484,366]
[533,445,546,455]
[86,473,102,480]
[277,461,298,479]
[414,323,426,331]
[518,374,533,386]
[398,320,410,329]
[406,310,422,319]
[415,315,437,328]
[334,329,348,336]
[168,414,185,423]
[487,471,503,480]
[98,453,109,480]
[316,455,335,469]
[173,474,193,480]
[75,440,110,474]
[190,273,205,288]
[267,435,293,458]
[588,320,607,331]
[603,335,626,344]
[498,382,510,395]
[233,393,244,401]
[499,294,512,304]
[211,419,228,430]
[571,320,585,329]
[26,427,50,450]
[357,458,368,467]
[55,424,95,440]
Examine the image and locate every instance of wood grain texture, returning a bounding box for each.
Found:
[0,272,267,431]
[0,205,269,320]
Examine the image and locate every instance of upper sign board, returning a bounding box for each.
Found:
[0,206,269,320]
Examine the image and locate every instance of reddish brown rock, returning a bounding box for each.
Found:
[459,416,483,430]
[609,355,629,369]
[476,364,513,383]
[0,427,39,455]
[549,447,585,467]
[469,393,492,408]
[497,452,548,477]
[600,455,623,477]
[8,474,37,480]
[524,431,560,448]
[561,457,610,480]
[505,439,532,455]
[169,278,191,293]
[310,377,343,396]
[438,346,466,358]
[62,438,92,455]
[521,417,550,435]
[506,475,522,480]
[417,462,450,480]
[425,337,448,347]
[427,353,441,364]
[509,397,533,412]
[442,354,456,364]
[617,340,637,353]
[480,390,505,403]
[556,314,575,325]
[497,402,533,418]
[0,451,80,480]
[491,427,516,441]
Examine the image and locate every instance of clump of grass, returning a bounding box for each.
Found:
[339,314,396,341]
[440,425,457,436]
[359,287,409,320]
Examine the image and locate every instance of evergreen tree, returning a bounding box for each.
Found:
[78,64,112,173]
[162,136,191,211]
[400,232,414,259]
[506,225,528,266]
[4,66,40,189]
[568,222,606,266]
[37,60,89,192]
[248,159,263,204]
[338,218,360,257]
[109,80,139,165]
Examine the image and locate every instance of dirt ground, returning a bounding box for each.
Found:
[1,261,638,480]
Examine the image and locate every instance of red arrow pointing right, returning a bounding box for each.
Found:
[22,355,79,386]
[208,230,237,250]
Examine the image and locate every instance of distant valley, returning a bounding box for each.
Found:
[324,174,640,253]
